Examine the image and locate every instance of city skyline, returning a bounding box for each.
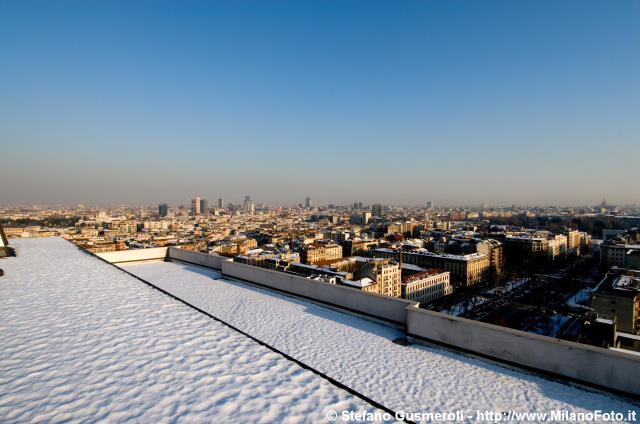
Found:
[1,193,637,208]
[1,195,637,209]
[1,0,639,206]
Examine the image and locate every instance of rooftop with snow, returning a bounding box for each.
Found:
[1,238,638,422]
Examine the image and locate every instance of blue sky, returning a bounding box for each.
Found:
[1,0,638,206]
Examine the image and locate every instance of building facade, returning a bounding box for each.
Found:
[591,268,640,335]
[375,248,489,287]
[158,203,168,217]
[402,269,452,304]
[601,242,640,269]
[200,199,209,216]
[300,243,343,264]
[361,258,401,297]
[191,197,201,216]
[476,239,503,276]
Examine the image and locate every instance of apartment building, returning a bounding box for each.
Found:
[504,234,548,263]
[547,234,568,262]
[402,269,452,304]
[360,258,401,297]
[374,248,489,287]
[110,220,138,234]
[504,232,568,266]
[601,241,640,269]
[591,268,640,335]
[300,242,343,264]
[565,230,583,256]
[476,238,504,276]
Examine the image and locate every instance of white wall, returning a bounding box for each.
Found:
[167,247,225,269]
[406,307,640,396]
[96,247,168,263]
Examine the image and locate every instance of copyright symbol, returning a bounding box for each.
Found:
[327,410,337,421]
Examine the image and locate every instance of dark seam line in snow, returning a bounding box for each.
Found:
[72,242,640,405]
[79,244,415,423]
[157,257,640,404]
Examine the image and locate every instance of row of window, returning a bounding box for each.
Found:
[407,278,448,291]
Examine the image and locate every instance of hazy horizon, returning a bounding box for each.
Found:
[1,1,639,206]
[1,197,636,210]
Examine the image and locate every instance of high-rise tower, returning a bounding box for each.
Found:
[191,197,201,216]
[158,203,168,217]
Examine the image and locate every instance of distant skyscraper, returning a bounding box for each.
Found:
[305,197,311,207]
[481,202,488,210]
[362,211,371,224]
[426,200,434,210]
[158,203,168,217]
[200,199,209,216]
[353,201,359,209]
[371,203,383,217]
[358,202,363,209]
[243,195,254,214]
[191,197,201,216]
[218,198,224,208]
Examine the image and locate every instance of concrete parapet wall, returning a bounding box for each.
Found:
[167,247,225,270]
[96,247,168,263]
[221,259,417,325]
[406,307,640,397]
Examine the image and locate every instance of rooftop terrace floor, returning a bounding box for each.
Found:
[0,238,384,423]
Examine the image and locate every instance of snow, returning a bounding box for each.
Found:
[484,278,529,296]
[440,296,488,315]
[342,277,375,288]
[616,275,640,290]
[377,247,487,261]
[566,288,591,308]
[121,259,638,420]
[529,315,571,338]
[0,238,385,423]
[401,263,427,272]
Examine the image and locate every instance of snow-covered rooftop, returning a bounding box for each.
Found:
[0,238,383,423]
[3,238,638,422]
[401,263,427,272]
[342,277,375,288]
[376,247,487,261]
[615,275,640,290]
[120,258,637,418]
